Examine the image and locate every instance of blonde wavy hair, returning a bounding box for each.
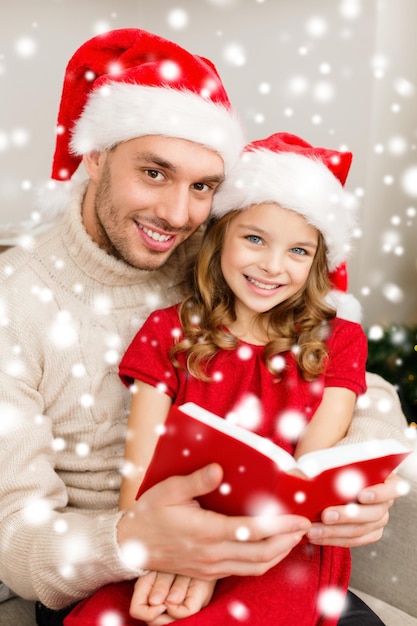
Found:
[171,209,336,382]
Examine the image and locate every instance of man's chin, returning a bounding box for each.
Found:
[124,250,175,271]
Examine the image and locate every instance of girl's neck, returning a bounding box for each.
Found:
[226,319,269,346]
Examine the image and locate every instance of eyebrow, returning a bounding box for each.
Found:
[135,151,225,184]
[137,151,177,170]
[237,224,318,249]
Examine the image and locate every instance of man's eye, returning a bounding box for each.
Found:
[192,182,210,192]
[145,169,163,180]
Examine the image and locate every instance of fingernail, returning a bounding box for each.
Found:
[360,490,375,502]
[323,510,340,523]
[307,526,322,539]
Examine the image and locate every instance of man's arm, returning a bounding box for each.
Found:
[338,372,410,447]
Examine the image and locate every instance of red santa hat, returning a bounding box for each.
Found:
[42,28,245,216]
[212,132,362,322]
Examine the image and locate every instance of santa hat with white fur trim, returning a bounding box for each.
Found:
[212,132,362,322]
[41,28,245,217]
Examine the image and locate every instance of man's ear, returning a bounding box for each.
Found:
[83,151,104,182]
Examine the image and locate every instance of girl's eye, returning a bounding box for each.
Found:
[145,169,164,180]
[291,247,307,255]
[246,235,263,245]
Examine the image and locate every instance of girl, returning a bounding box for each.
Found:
[66,133,369,626]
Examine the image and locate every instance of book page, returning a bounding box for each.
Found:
[296,438,409,478]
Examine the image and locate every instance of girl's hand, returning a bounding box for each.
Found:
[129,571,216,625]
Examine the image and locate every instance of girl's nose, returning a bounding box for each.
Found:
[260,250,284,275]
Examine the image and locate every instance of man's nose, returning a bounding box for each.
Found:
[155,186,190,229]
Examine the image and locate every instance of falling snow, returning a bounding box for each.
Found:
[119,540,148,571]
[0,3,416,624]
[318,587,347,618]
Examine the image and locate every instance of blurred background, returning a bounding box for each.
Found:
[0,0,416,330]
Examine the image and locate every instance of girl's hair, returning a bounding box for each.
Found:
[171,209,336,382]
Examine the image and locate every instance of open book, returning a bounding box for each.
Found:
[136,402,410,521]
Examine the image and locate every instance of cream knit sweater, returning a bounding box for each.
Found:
[0,185,409,609]
[0,184,198,608]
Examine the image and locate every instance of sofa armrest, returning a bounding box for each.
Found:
[350,459,417,618]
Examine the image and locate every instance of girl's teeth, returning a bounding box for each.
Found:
[248,276,278,290]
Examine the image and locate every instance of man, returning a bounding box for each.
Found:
[0,28,409,626]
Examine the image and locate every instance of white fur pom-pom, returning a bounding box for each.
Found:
[326,290,362,324]
[35,178,79,221]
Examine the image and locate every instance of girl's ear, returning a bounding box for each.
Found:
[83,151,103,182]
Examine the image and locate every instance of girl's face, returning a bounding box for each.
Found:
[220,202,319,326]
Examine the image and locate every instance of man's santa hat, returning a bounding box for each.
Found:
[212,132,362,322]
[41,28,245,217]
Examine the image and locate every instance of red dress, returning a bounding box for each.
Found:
[65,305,367,626]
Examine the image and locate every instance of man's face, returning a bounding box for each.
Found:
[83,135,225,270]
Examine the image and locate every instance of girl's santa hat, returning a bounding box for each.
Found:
[41,28,245,218]
[212,132,362,322]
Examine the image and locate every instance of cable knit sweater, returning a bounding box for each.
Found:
[0,183,198,608]
[0,184,410,610]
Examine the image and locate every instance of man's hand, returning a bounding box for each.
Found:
[307,473,409,547]
[117,463,311,579]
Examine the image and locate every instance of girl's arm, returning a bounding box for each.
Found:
[119,380,172,510]
[293,386,356,460]
[119,381,218,623]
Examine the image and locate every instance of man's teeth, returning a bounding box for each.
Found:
[247,276,279,290]
[141,225,171,242]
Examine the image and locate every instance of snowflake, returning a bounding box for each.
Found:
[23,497,53,526]
[235,526,250,541]
[334,467,366,499]
[223,43,246,67]
[401,165,417,197]
[0,402,23,436]
[53,519,69,534]
[72,363,87,378]
[49,310,78,349]
[52,437,66,452]
[219,482,231,495]
[94,294,113,315]
[228,600,250,621]
[99,611,124,626]
[237,345,253,361]
[275,409,306,442]
[76,442,90,457]
[226,394,262,431]
[160,61,181,81]
[119,540,148,571]
[168,8,189,30]
[317,587,346,618]
[14,36,37,58]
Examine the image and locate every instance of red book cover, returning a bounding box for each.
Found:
[136,402,410,522]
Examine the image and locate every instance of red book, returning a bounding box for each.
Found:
[136,402,410,522]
